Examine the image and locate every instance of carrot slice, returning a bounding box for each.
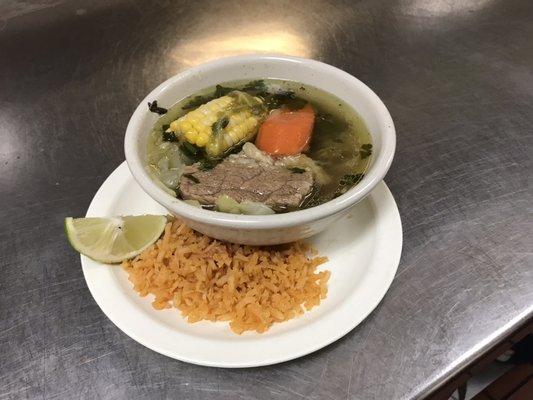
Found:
[255,104,315,156]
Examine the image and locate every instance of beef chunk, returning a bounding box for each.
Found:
[179,151,314,210]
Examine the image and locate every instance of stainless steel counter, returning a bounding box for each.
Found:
[1,0,532,399]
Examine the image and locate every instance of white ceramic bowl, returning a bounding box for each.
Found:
[125,55,395,245]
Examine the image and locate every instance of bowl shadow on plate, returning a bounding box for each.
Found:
[309,197,375,255]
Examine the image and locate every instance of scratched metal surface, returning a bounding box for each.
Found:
[1,0,532,399]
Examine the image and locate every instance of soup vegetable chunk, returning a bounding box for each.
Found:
[146,80,372,214]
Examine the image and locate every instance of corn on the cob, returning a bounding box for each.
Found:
[168,91,266,159]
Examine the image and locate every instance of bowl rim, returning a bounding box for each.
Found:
[124,54,396,229]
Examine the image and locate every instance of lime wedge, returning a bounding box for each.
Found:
[65,215,167,263]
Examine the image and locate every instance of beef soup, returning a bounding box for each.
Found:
[146,79,372,215]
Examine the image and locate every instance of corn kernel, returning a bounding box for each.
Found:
[179,121,192,131]
[169,92,265,158]
[224,136,233,147]
[185,131,196,142]
[196,133,209,147]
[170,121,180,131]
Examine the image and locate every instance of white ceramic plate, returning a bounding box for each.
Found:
[81,162,402,367]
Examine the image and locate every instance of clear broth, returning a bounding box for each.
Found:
[147,79,373,211]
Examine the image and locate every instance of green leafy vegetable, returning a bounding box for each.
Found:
[242,80,267,93]
[334,173,365,197]
[198,159,219,171]
[148,100,167,115]
[288,167,306,174]
[261,91,306,110]
[180,81,263,112]
[162,131,178,142]
[212,116,229,136]
[360,143,373,159]
[339,173,364,186]
[214,84,234,98]
[181,95,212,110]
[180,141,201,156]
[178,134,246,169]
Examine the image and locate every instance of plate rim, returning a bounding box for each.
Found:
[81,161,403,368]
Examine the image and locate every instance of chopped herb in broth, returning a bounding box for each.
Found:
[212,116,230,135]
[360,143,373,159]
[147,100,168,115]
[180,141,201,157]
[181,95,209,110]
[242,80,268,92]
[335,173,365,197]
[288,167,306,174]
[146,79,372,214]
[162,131,178,142]
[340,173,365,186]
[263,91,308,111]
